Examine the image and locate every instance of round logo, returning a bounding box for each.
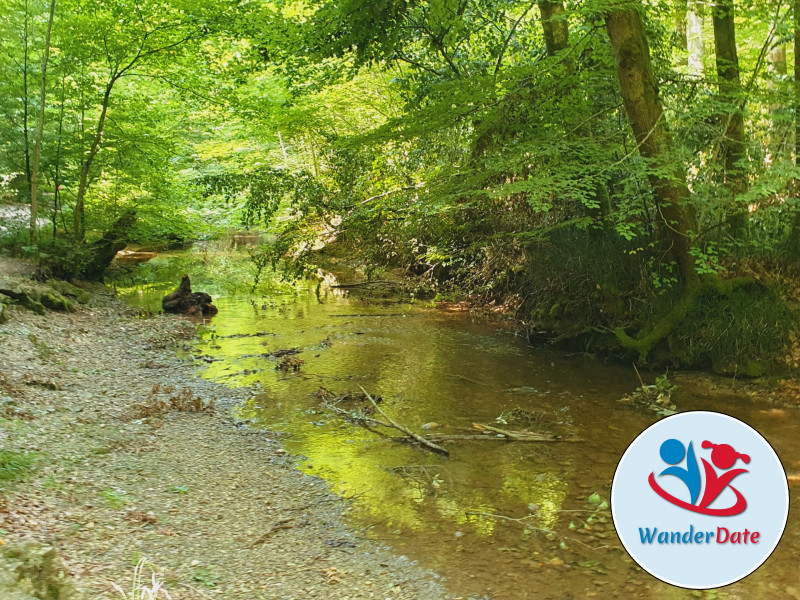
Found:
[611,411,789,589]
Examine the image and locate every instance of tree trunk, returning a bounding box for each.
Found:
[73,79,115,241]
[22,0,32,192]
[162,275,218,317]
[712,0,747,230]
[29,0,56,247]
[538,1,569,55]
[674,0,688,66]
[790,0,800,252]
[605,6,697,282]
[796,0,800,169]
[82,210,136,280]
[52,74,66,242]
[769,40,787,158]
[687,5,704,77]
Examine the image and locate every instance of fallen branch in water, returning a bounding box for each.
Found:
[318,387,447,454]
[466,510,539,524]
[330,280,400,288]
[397,431,580,443]
[318,387,580,452]
[360,386,449,456]
[470,423,578,441]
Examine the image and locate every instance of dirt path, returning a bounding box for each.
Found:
[0,258,450,599]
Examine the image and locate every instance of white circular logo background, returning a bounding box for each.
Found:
[611,411,789,589]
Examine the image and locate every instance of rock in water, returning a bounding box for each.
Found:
[162,275,218,317]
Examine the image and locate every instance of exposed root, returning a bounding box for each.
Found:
[614,276,761,361]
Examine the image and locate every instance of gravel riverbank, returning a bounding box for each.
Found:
[0,258,450,599]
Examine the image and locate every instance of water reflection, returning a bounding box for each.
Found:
[108,249,800,600]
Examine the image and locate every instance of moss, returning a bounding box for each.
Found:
[39,293,74,313]
[46,280,89,305]
[0,543,75,600]
[740,360,767,378]
[0,283,45,315]
[0,280,77,314]
[20,294,46,316]
[613,276,794,370]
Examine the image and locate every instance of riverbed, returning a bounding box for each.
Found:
[109,247,800,600]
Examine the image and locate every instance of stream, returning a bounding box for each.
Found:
[107,246,800,600]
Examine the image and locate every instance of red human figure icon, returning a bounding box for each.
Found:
[698,441,750,510]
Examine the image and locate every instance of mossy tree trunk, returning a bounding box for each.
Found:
[538,1,569,55]
[73,79,115,242]
[82,210,136,280]
[712,0,748,232]
[790,0,800,252]
[603,4,741,361]
[605,5,698,283]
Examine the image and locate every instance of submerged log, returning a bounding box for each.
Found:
[162,275,218,317]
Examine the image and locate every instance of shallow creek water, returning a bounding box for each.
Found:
[109,250,800,600]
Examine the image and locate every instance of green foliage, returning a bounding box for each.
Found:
[36,238,99,280]
[654,373,676,394]
[191,564,220,588]
[0,0,242,250]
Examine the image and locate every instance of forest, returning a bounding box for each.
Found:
[4,2,800,599]
[2,0,800,373]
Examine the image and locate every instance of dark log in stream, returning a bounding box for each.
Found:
[162,275,218,317]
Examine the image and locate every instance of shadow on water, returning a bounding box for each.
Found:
[108,248,800,600]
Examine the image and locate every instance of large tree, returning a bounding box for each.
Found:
[712,0,747,225]
[605,4,697,282]
[538,0,568,55]
[28,0,56,246]
[64,0,212,241]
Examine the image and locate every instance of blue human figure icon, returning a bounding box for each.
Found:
[658,439,701,505]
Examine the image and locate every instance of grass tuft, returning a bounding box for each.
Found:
[0,450,37,481]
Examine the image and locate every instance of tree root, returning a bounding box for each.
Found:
[614,276,762,361]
